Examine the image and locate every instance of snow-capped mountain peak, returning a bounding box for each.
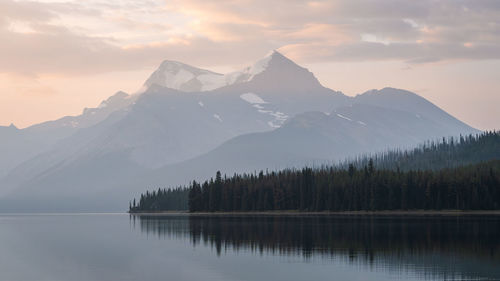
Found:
[142,50,302,93]
[225,50,275,83]
[223,50,300,85]
[241,50,324,93]
[143,61,226,92]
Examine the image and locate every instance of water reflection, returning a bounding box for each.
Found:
[133,214,500,281]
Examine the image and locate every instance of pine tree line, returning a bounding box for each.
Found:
[186,160,500,212]
[131,160,500,212]
[129,187,188,212]
[129,131,500,212]
[341,131,500,171]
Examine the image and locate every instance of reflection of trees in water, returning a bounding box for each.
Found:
[133,215,500,280]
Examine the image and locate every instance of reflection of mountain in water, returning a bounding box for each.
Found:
[133,215,500,280]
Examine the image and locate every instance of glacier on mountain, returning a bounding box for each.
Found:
[143,51,278,93]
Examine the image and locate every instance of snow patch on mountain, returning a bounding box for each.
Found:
[240,93,267,104]
[240,90,291,128]
[267,111,288,128]
[213,114,222,122]
[336,113,352,121]
[254,106,289,128]
[232,51,273,81]
[169,69,195,88]
[144,60,226,92]
[197,75,226,91]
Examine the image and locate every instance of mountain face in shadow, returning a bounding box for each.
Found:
[0,51,479,212]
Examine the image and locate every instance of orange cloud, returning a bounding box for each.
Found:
[286,23,353,45]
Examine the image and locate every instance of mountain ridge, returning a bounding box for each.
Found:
[0,51,481,212]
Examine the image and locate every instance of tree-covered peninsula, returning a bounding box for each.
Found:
[130,132,500,213]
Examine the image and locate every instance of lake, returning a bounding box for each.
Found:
[0,214,499,281]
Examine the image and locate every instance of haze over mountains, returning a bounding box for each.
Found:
[0,51,479,212]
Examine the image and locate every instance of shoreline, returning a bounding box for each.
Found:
[128,210,500,216]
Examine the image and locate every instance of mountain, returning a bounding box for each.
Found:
[27,91,135,134]
[119,97,479,197]
[0,124,26,178]
[0,51,480,212]
[0,91,135,180]
[143,50,284,92]
[354,88,474,130]
[3,51,348,176]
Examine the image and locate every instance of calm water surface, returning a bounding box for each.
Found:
[0,214,499,281]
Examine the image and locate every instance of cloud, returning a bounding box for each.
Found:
[281,41,500,64]
[0,1,55,24]
[1,0,500,77]
[172,0,500,64]
[0,28,276,75]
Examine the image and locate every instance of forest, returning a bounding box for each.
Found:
[130,187,188,212]
[341,130,500,171]
[129,131,500,212]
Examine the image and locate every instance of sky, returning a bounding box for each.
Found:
[0,0,499,130]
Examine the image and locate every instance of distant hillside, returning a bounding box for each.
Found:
[342,131,500,171]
